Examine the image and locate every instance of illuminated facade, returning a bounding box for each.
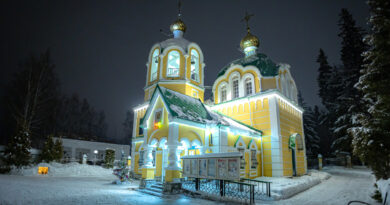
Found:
[131,13,307,183]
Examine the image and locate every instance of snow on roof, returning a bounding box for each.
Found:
[160,37,191,51]
[157,86,261,135]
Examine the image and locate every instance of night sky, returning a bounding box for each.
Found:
[0,0,369,141]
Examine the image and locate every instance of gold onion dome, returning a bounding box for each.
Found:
[170,19,186,33]
[240,30,259,51]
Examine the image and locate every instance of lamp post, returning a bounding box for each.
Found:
[94,150,98,165]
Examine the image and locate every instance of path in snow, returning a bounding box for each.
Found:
[0,166,381,205]
[265,166,381,205]
[0,174,223,205]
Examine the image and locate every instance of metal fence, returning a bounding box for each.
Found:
[240,178,272,197]
[182,177,256,204]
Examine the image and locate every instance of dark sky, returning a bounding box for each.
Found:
[1,0,369,140]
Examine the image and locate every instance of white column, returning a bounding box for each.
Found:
[269,96,284,177]
[165,122,181,171]
[142,145,155,168]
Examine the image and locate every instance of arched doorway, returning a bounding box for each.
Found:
[289,133,303,176]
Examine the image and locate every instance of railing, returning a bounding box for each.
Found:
[182,177,255,204]
[240,178,272,198]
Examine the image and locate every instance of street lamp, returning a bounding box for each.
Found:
[94,150,98,165]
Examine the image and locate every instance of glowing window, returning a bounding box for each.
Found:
[221,86,227,102]
[251,150,258,169]
[232,77,239,99]
[238,148,246,169]
[167,50,180,77]
[150,49,159,81]
[245,78,253,96]
[190,49,199,81]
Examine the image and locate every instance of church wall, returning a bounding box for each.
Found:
[146,97,169,143]
[225,133,262,178]
[278,99,306,176]
[185,84,204,102]
[261,78,277,91]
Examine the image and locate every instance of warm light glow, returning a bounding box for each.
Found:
[154,122,162,129]
[38,167,48,175]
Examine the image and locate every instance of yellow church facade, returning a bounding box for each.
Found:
[131,13,307,184]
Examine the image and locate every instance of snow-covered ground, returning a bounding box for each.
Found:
[0,165,382,205]
[255,170,330,200]
[377,178,390,205]
[262,166,381,205]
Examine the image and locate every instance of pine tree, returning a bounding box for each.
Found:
[333,9,366,155]
[349,0,390,179]
[39,134,55,163]
[316,49,343,155]
[53,138,63,162]
[4,127,32,167]
[316,49,334,110]
[298,92,320,156]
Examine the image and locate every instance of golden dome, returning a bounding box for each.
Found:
[170,19,186,33]
[240,31,259,50]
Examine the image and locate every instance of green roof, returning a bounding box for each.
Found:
[217,53,280,78]
[140,85,262,135]
[158,86,213,123]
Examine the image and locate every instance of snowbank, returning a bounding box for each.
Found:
[377,178,390,205]
[255,170,330,200]
[323,166,373,178]
[10,162,113,177]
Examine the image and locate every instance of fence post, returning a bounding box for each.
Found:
[195,178,200,191]
[267,182,271,197]
[250,185,254,204]
[220,180,225,197]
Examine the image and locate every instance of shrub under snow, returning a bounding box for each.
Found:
[10,162,113,177]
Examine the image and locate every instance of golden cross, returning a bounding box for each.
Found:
[242,11,254,32]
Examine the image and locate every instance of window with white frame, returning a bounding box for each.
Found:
[232,77,239,99]
[220,85,227,102]
[167,50,180,77]
[245,77,253,96]
[251,150,258,169]
[190,49,199,81]
[238,148,246,169]
[150,49,159,81]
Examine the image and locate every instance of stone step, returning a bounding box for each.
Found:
[138,189,164,197]
[151,184,164,189]
[146,187,163,193]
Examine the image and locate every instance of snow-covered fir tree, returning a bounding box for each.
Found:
[316,49,343,154]
[316,49,334,109]
[4,127,32,167]
[332,9,366,155]
[349,0,390,179]
[39,134,55,163]
[298,92,320,156]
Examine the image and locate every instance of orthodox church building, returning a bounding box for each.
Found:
[131,11,306,184]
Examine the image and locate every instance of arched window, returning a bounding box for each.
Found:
[220,85,227,102]
[167,50,180,77]
[150,49,159,81]
[245,77,253,96]
[232,77,239,99]
[190,49,199,82]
